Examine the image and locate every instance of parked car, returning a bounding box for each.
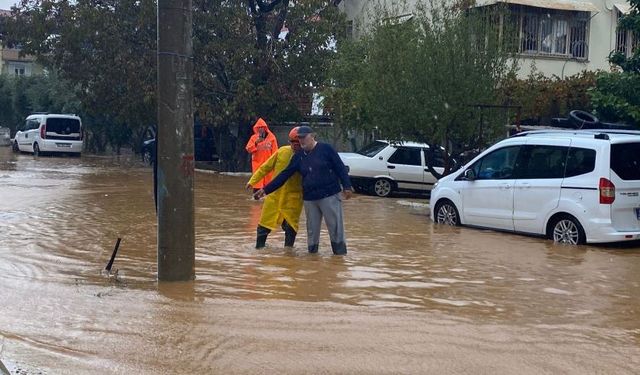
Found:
[430,129,640,245]
[0,127,10,146]
[339,140,451,197]
[13,113,83,156]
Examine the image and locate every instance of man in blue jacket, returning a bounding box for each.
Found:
[254,126,353,255]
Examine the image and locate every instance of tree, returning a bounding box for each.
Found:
[5,0,347,164]
[501,71,596,124]
[193,0,346,169]
[0,73,82,136]
[5,0,157,153]
[589,0,640,125]
[325,0,518,175]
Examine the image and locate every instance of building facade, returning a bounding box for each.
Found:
[0,9,42,76]
[339,0,635,78]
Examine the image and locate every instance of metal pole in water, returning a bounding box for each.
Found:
[157,0,195,281]
[105,237,122,272]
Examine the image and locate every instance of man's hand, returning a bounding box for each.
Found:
[246,183,253,190]
[253,189,266,199]
[342,188,353,200]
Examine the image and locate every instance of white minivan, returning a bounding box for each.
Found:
[430,130,640,245]
[13,113,83,156]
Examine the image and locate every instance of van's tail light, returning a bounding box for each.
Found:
[80,127,83,140]
[40,124,46,139]
[599,178,615,204]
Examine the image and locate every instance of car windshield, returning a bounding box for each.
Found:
[357,141,388,157]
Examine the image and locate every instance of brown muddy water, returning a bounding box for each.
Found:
[1,147,640,374]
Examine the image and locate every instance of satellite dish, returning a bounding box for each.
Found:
[604,0,614,11]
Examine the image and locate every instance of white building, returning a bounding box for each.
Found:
[339,0,635,78]
[0,9,41,76]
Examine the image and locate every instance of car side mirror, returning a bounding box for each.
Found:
[464,169,476,181]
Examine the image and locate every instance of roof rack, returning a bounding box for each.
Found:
[511,129,640,138]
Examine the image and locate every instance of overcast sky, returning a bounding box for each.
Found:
[0,0,17,10]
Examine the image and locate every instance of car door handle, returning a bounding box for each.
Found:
[500,183,511,190]
[387,165,395,169]
[519,183,531,189]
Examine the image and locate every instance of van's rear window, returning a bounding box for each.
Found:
[46,118,81,133]
[611,143,640,180]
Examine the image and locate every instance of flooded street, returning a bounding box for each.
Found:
[1,146,640,374]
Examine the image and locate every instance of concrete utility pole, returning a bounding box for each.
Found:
[157,0,195,281]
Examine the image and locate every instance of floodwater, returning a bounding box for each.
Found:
[1,147,640,374]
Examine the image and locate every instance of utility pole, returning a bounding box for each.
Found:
[157,0,195,281]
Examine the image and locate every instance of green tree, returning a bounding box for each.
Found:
[193,0,346,169]
[5,0,156,153]
[501,71,596,124]
[6,0,346,164]
[589,0,640,125]
[0,73,82,137]
[326,0,518,174]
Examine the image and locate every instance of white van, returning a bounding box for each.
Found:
[430,130,640,245]
[13,113,83,156]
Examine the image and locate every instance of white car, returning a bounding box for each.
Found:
[430,129,640,245]
[13,113,83,156]
[339,140,450,197]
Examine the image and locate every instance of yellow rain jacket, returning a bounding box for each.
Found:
[248,145,303,232]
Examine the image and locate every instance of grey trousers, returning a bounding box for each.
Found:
[303,193,347,255]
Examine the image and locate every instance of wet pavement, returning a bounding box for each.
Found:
[1,147,640,374]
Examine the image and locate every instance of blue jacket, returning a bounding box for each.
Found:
[263,142,352,201]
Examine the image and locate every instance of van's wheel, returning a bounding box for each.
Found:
[33,143,40,157]
[372,178,393,197]
[12,140,19,153]
[434,200,460,226]
[548,215,585,245]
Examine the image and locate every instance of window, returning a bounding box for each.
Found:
[425,147,445,168]
[7,62,32,76]
[611,143,640,180]
[388,147,421,166]
[346,20,354,39]
[23,119,39,130]
[519,145,568,179]
[357,141,388,158]
[46,118,81,133]
[565,147,596,177]
[512,7,589,59]
[615,11,638,58]
[471,146,520,180]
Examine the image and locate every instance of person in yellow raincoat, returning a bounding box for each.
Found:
[246,127,303,248]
